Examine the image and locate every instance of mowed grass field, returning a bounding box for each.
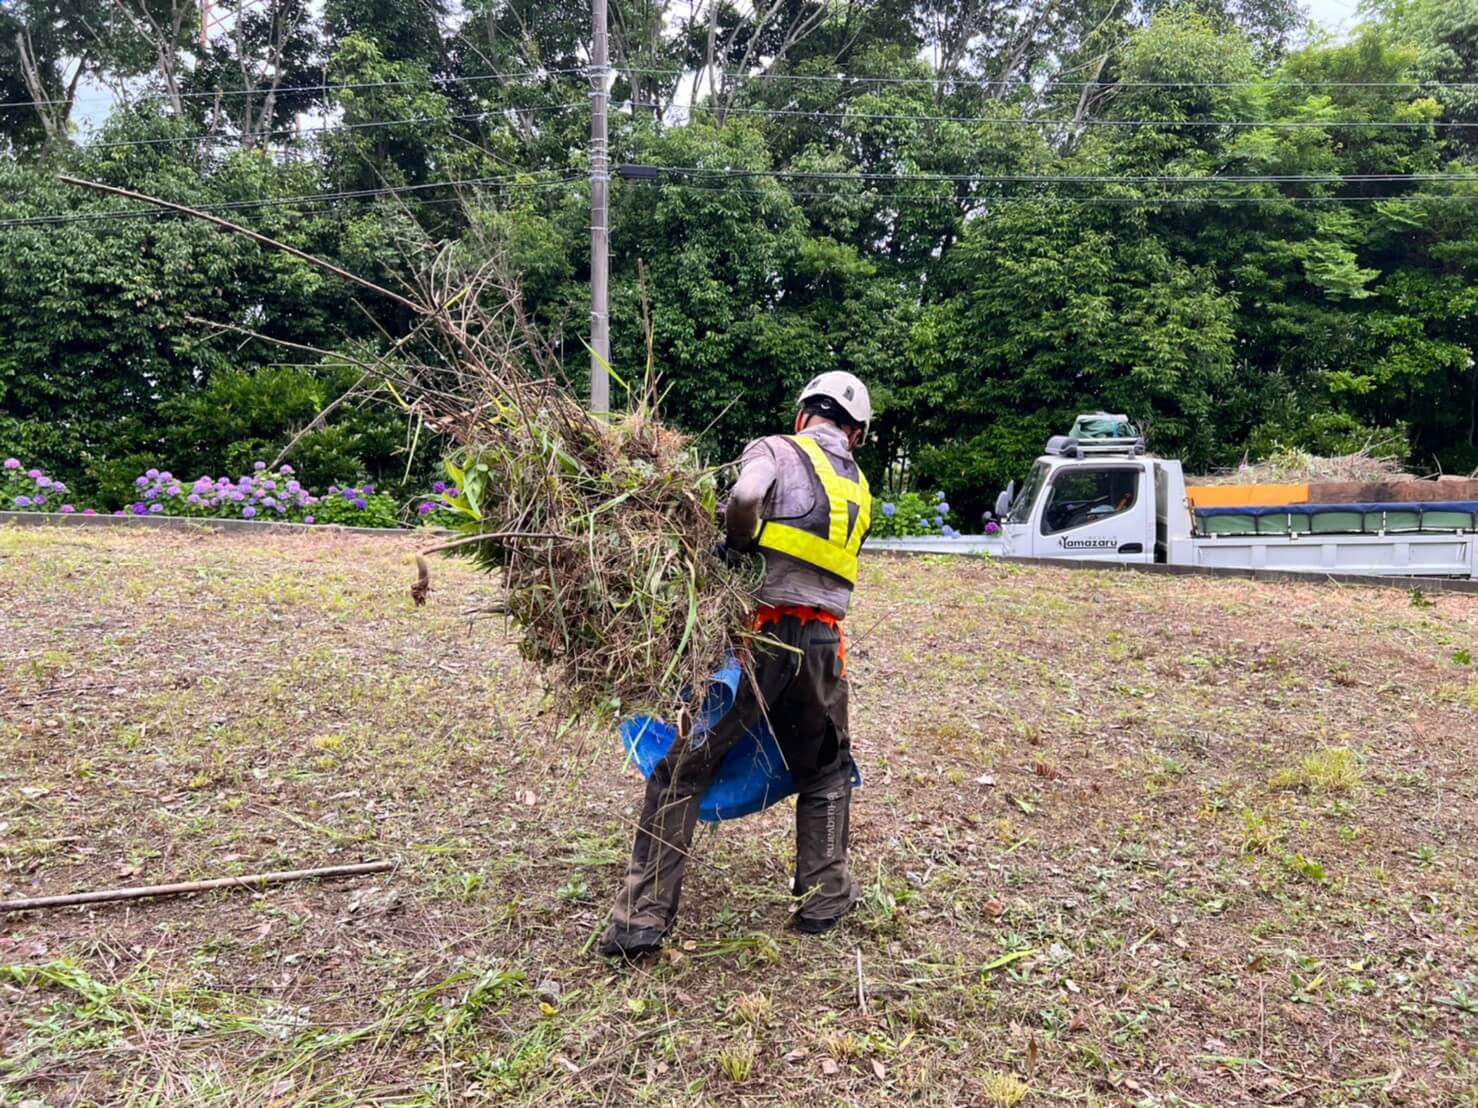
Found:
[2,524,1476,1107]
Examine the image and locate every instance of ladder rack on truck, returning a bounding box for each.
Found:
[993,439,1478,580]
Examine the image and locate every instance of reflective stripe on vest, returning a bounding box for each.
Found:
[756,434,872,586]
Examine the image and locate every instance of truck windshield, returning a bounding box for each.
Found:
[1007,462,1049,525]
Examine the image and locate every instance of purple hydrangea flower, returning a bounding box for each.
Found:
[327,485,338,495]
[447,487,459,498]
[136,476,149,488]
[34,495,46,506]
[254,461,266,471]
[53,482,66,494]
[303,515,315,524]
[418,501,435,515]
[286,480,300,493]
[133,503,147,515]
[263,497,277,508]
[84,508,97,516]
[352,497,368,509]
[363,485,375,495]
[148,503,163,514]
[146,468,159,479]
[14,495,32,507]
[432,481,447,494]
[985,520,1000,535]
[27,469,41,480]
[242,506,257,519]
[882,503,896,518]
[35,475,52,488]
[188,493,201,504]
[60,505,75,514]
[3,458,19,470]
[279,465,293,475]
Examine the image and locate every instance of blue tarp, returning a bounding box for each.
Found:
[1195,500,1478,518]
[619,658,861,823]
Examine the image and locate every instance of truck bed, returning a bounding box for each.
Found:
[1188,532,1478,577]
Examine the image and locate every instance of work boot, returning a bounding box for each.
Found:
[792,877,860,935]
[597,924,665,960]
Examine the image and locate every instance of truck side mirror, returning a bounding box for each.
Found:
[995,486,1014,518]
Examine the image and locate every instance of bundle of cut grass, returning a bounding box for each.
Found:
[427,390,755,722]
[400,251,757,724]
[1192,446,1412,486]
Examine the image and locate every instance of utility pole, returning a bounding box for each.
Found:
[589,0,611,417]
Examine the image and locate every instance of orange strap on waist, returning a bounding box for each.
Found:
[752,605,847,675]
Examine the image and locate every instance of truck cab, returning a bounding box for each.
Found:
[998,441,1194,565]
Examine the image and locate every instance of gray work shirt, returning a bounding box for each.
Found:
[727,423,867,619]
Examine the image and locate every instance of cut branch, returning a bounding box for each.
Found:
[59,176,425,315]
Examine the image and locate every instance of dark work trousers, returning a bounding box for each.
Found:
[611,615,857,933]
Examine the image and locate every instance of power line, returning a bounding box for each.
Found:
[81,103,585,150]
[626,65,1478,92]
[622,165,1478,185]
[698,103,1476,130]
[76,100,1471,153]
[644,180,1478,206]
[0,174,584,229]
[0,67,592,112]
[9,61,1477,114]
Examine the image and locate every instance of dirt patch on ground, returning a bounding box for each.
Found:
[2,525,1476,1105]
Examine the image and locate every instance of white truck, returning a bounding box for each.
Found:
[992,438,1478,579]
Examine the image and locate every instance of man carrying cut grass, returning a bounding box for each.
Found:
[599,373,874,959]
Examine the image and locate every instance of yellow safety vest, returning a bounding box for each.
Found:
[756,435,872,586]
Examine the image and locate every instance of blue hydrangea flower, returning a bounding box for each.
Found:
[242,505,257,518]
[938,501,950,513]
[936,490,946,500]
[882,503,896,518]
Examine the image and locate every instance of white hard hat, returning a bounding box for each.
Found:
[798,371,871,435]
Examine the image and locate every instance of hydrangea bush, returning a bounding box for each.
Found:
[6,458,533,531]
[2,458,90,515]
[119,464,320,521]
[871,490,962,539]
[308,483,400,528]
